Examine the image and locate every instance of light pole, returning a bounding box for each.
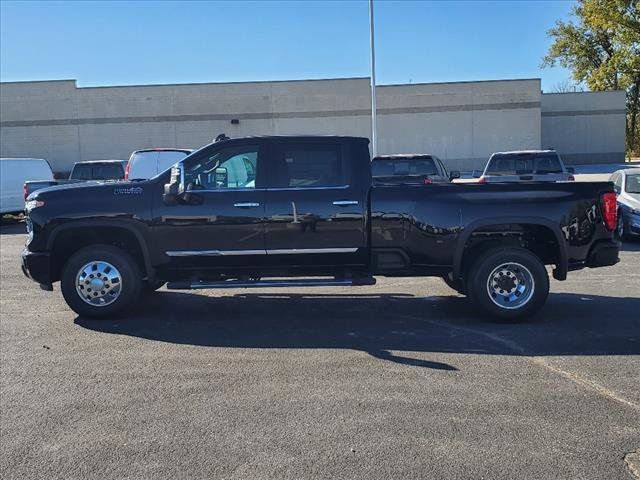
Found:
[369,0,378,157]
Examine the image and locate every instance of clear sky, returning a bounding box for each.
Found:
[0,0,576,91]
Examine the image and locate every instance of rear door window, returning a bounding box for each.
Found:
[269,143,348,188]
[625,174,640,194]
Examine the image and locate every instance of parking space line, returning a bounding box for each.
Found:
[400,314,640,411]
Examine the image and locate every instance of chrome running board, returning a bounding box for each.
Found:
[166,277,376,290]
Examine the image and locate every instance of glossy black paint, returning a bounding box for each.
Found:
[23,135,619,289]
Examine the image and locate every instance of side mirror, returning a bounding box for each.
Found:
[215,167,228,188]
[163,161,185,205]
[472,170,482,179]
[566,167,575,174]
[449,170,461,180]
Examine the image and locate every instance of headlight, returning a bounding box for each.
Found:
[25,200,44,212]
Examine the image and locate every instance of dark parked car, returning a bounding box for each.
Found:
[372,154,460,185]
[610,168,640,239]
[70,160,127,180]
[478,150,575,183]
[23,135,619,321]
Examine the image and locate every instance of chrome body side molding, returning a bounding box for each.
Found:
[166,247,358,257]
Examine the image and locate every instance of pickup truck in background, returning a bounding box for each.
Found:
[477,150,575,183]
[23,160,128,201]
[372,154,460,185]
[22,135,620,321]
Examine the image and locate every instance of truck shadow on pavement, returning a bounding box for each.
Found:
[75,290,640,370]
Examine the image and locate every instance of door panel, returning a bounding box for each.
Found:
[151,142,267,275]
[263,140,368,268]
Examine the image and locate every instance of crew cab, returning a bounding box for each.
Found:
[22,136,620,321]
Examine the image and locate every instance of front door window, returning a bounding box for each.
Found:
[184,146,259,190]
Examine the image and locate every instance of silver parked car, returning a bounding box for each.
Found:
[610,168,640,239]
[478,150,574,183]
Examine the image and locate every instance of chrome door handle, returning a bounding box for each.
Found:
[234,202,260,208]
[332,200,358,206]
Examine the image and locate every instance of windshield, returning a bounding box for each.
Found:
[71,163,124,180]
[486,153,563,175]
[625,174,640,194]
[372,158,438,176]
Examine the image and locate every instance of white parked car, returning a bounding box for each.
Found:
[125,148,193,180]
[0,158,54,214]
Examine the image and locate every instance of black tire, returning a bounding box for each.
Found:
[142,279,165,293]
[441,274,465,295]
[466,247,549,321]
[61,244,141,318]
[616,212,628,241]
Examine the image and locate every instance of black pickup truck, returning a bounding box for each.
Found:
[22,135,620,320]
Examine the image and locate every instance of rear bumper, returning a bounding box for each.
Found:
[585,240,620,268]
[21,248,53,289]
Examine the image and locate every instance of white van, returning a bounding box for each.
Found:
[0,158,54,214]
[125,148,192,180]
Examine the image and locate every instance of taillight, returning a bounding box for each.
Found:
[423,177,433,185]
[567,175,575,181]
[124,162,131,180]
[600,192,617,231]
[23,183,28,201]
[477,176,486,184]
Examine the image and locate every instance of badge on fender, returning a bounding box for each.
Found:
[114,186,143,195]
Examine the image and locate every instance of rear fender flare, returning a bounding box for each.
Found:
[452,216,568,281]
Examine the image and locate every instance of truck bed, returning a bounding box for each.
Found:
[370,181,615,274]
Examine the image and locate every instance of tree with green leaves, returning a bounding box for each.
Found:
[542,0,640,156]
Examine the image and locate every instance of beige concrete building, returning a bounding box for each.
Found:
[0,77,626,173]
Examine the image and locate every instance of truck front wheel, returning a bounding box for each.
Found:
[61,244,141,318]
[466,247,549,321]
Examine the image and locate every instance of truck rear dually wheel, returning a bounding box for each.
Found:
[61,244,141,318]
[466,247,549,321]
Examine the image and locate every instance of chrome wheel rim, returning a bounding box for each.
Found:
[75,261,122,307]
[486,262,534,310]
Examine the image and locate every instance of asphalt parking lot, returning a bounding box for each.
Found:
[1,221,639,479]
